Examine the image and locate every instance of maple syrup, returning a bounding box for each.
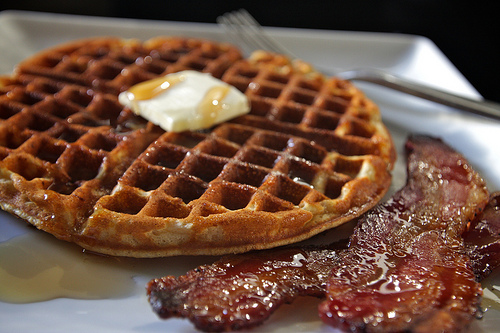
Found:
[0,232,137,303]
[126,75,183,101]
[0,230,214,304]
[197,85,230,128]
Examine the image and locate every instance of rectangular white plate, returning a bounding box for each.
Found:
[0,10,499,333]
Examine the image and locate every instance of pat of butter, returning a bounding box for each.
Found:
[118,70,250,132]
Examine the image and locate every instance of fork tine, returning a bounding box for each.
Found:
[217,9,294,57]
[231,9,288,54]
[217,14,262,54]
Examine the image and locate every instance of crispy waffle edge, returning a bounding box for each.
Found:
[0,36,395,257]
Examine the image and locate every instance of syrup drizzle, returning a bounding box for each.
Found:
[0,232,137,303]
[0,230,214,304]
[197,85,230,128]
[126,75,183,101]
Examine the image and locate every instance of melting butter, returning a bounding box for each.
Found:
[119,70,250,132]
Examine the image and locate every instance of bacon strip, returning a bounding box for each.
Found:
[319,135,490,333]
[464,192,500,280]
[147,241,346,332]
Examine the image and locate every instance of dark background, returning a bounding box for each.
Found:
[1,1,498,103]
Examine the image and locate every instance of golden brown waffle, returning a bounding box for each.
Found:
[0,37,395,257]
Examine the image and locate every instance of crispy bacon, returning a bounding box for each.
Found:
[463,192,500,280]
[318,135,490,333]
[147,241,347,332]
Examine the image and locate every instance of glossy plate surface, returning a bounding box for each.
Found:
[0,10,499,333]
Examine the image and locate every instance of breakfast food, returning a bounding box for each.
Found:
[464,192,500,280]
[0,36,395,257]
[147,136,495,332]
[147,241,347,331]
[319,135,488,332]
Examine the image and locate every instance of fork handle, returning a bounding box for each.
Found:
[339,69,500,120]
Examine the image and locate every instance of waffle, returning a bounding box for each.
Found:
[0,36,395,257]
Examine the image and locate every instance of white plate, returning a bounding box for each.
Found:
[0,10,499,333]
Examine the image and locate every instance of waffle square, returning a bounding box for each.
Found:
[0,37,395,257]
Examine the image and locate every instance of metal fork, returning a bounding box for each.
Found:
[217,9,500,120]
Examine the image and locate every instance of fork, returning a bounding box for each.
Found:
[217,9,500,121]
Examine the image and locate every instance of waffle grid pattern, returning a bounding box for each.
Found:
[0,37,395,256]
